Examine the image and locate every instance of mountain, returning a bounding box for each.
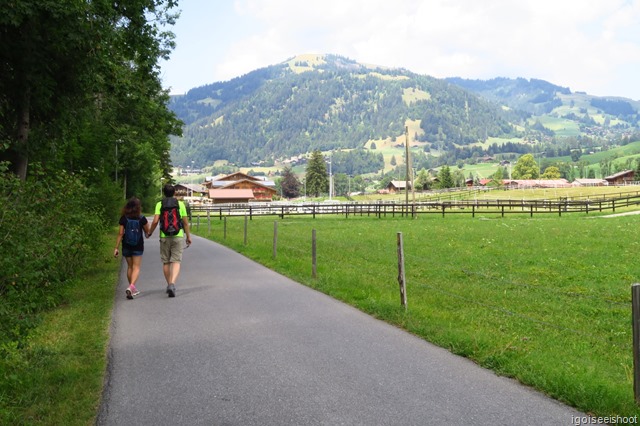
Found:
[168,54,640,172]
[168,54,517,169]
[446,76,640,132]
[445,77,571,115]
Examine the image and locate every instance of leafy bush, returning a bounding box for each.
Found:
[0,164,106,345]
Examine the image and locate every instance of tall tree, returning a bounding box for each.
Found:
[305,150,328,196]
[541,166,561,180]
[436,165,454,189]
[512,154,540,179]
[279,166,301,199]
[0,0,181,185]
[415,169,432,190]
[333,173,348,196]
[490,168,504,187]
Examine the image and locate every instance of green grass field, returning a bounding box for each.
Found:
[193,208,640,418]
[537,115,581,138]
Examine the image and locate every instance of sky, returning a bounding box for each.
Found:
[159,0,640,100]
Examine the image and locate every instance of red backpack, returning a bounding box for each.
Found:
[159,198,182,236]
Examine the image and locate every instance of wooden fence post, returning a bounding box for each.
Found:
[243,214,248,245]
[223,216,227,239]
[633,283,640,404]
[397,232,407,309]
[273,221,278,259]
[312,229,317,278]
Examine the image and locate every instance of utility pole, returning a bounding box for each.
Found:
[405,126,409,206]
[410,128,415,211]
[329,151,333,200]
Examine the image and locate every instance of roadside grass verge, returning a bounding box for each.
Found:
[0,233,119,425]
[193,212,640,417]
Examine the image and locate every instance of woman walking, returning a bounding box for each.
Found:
[114,197,150,299]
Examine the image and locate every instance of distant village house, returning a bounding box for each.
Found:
[604,170,634,186]
[386,180,412,193]
[203,172,277,203]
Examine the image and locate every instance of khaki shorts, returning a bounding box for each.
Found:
[159,237,185,264]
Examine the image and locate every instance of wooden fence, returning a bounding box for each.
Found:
[189,192,640,220]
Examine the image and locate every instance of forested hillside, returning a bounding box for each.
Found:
[447,76,639,129]
[168,55,517,168]
[445,77,571,115]
[169,55,640,174]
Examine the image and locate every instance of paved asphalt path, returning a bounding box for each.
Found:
[97,233,585,426]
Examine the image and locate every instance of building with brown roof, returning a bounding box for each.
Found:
[208,189,255,204]
[386,180,412,193]
[204,172,277,202]
[604,170,634,185]
[219,179,276,201]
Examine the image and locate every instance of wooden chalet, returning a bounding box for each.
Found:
[386,180,412,193]
[604,170,634,185]
[215,171,260,183]
[204,172,277,202]
[219,179,276,201]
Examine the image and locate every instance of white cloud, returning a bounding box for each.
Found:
[164,0,640,99]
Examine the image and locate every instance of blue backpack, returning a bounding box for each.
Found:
[124,217,142,246]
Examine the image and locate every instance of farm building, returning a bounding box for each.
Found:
[204,172,277,202]
[507,179,571,189]
[572,179,608,187]
[604,170,634,185]
[175,183,207,198]
[207,189,255,204]
[387,180,412,193]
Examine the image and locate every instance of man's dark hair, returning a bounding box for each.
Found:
[163,184,176,197]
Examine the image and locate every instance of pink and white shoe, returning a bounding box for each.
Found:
[126,285,140,299]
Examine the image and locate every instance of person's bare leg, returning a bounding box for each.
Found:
[130,256,142,286]
[125,257,134,285]
[169,262,181,285]
[163,263,171,285]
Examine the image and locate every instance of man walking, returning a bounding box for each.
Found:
[148,184,192,297]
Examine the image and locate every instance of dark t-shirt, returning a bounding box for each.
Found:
[119,215,148,251]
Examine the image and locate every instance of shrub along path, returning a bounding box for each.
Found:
[97,234,584,425]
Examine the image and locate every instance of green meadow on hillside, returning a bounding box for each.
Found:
[536,115,581,137]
